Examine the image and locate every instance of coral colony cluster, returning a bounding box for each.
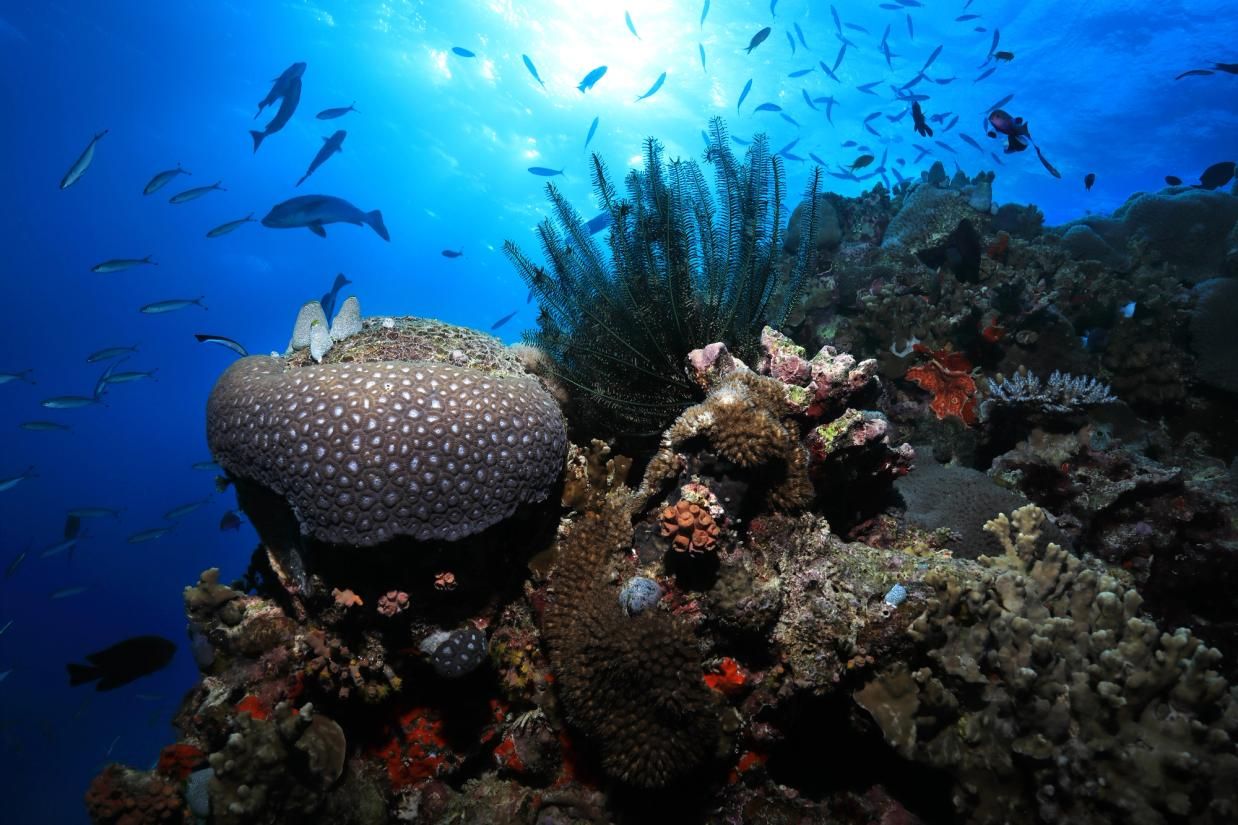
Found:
[87,126,1238,824]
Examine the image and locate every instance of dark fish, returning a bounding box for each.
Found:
[60,130,108,190]
[780,113,801,127]
[491,310,518,330]
[912,101,933,137]
[745,26,772,54]
[320,273,352,320]
[934,140,958,154]
[921,44,943,73]
[737,78,753,111]
[845,23,869,34]
[788,68,814,78]
[585,212,612,234]
[819,61,839,82]
[907,13,914,39]
[578,65,607,92]
[1175,69,1214,79]
[993,51,1014,62]
[250,75,301,152]
[809,152,828,166]
[1084,173,1096,190]
[985,93,1015,114]
[987,28,1001,61]
[975,67,997,82]
[956,14,980,21]
[527,166,564,176]
[205,214,256,238]
[770,0,778,17]
[754,102,782,113]
[802,90,817,110]
[625,11,640,39]
[1165,175,1183,186]
[142,164,190,195]
[1034,144,1061,178]
[847,154,875,171]
[794,22,808,49]
[261,194,389,240]
[699,43,707,72]
[934,76,957,85]
[833,42,848,72]
[452,47,475,57]
[297,130,346,186]
[787,31,796,55]
[316,102,357,119]
[255,62,305,119]
[219,511,242,531]
[635,72,667,101]
[777,138,801,156]
[442,249,463,258]
[959,133,984,152]
[830,4,842,35]
[700,0,710,27]
[522,54,546,88]
[1199,161,1236,190]
[194,334,247,357]
[857,80,881,95]
[887,109,910,122]
[67,636,176,691]
[169,181,225,204]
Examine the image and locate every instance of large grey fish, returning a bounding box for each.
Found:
[92,256,156,273]
[142,163,189,195]
[60,130,108,190]
[205,214,255,238]
[169,181,225,204]
[256,62,306,118]
[261,194,389,240]
[250,76,301,153]
[0,466,35,492]
[297,130,345,186]
[140,297,206,314]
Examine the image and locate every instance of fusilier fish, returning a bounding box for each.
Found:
[261,195,389,240]
[194,334,248,357]
[0,370,34,384]
[316,102,357,119]
[41,395,102,409]
[140,297,207,314]
[0,466,36,492]
[142,164,190,195]
[92,256,156,273]
[169,181,225,204]
[296,130,346,186]
[68,507,122,518]
[127,527,173,544]
[67,635,176,691]
[51,586,88,600]
[521,54,545,88]
[87,346,138,362]
[635,72,667,101]
[99,368,158,385]
[60,130,108,190]
[745,27,772,54]
[526,167,564,177]
[205,214,255,237]
[164,497,211,521]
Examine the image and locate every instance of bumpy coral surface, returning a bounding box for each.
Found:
[206,317,567,545]
[660,499,721,554]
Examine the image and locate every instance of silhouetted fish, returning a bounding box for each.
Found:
[442,249,463,258]
[194,334,248,358]
[1165,175,1183,186]
[68,636,175,691]
[578,66,607,92]
[316,102,357,119]
[262,195,389,240]
[522,55,545,88]
[491,310,518,330]
[205,215,255,238]
[452,47,475,57]
[297,129,345,187]
[636,72,667,101]
[1199,161,1236,190]
[1084,173,1096,190]
[527,167,564,177]
[60,130,108,190]
[251,75,301,152]
[142,163,189,195]
[737,78,753,111]
[745,27,772,54]
[255,62,305,118]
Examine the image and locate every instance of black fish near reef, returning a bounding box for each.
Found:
[1084,172,1096,190]
[1199,161,1235,190]
[911,101,933,137]
[67,635,175,691]
[142,163,189,195]
[60,129,107,190]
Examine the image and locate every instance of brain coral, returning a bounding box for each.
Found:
[207,317,567,546]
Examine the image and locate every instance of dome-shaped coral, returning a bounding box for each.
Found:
[660,500,721,554]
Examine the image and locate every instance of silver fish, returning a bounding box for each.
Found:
[41,395,101,409]
[163,497,211,521]
[127,527,173,544]
[0,466,35,492]
[169,181,225,204]
[0,370,34,385]
[261,194,389,241]
[87,345,138,363]
[40,538,79,559]
[99,368,158,385]
[142,164,190,195]
[92,256,156,273]
[19,421,70,432]
[60,130,108,190]
[297,130,345,187]
[205,214,255,238]
[194,334,248,357]
[140,297,206,314]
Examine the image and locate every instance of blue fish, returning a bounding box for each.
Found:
[585,212,612,234]
[802,89,817,110]
[521,54,545,88]
[585,116,599,150]
[780,113,801,127]
[625,11,640,40]
[745,26,772,53]
[737,78,753,111]
[527,167,565,177]
[788,68,813,78]
[491,310,518,330]
[636,71,667,101]
[786,31,796,55]
[809,152,828,166]
[754,102,782,113]
[699,43,707,72]
[578,65,607,92]
[700,0,710,27]
[731,136,752,146]
[770,0,779,17]
[1120,301,1137,318]
[795,23,809,49]
[975,66,997,83]
[452,47,475,58]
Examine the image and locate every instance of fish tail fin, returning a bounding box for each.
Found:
[144,256,156,265]
[295,175,306,187]
[214,181,226,191]
[350,102,357,111]
[249,130,265,153]
[365,210,390,241]
[194,297,208,310]
[67,662,99,686]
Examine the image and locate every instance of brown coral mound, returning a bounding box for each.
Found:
[660,500,721,554]
[543,496,719,788]
[85,765,188,825]
[207,348,567,546]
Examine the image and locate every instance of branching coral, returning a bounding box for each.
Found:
[505,116,825,434]
[983,368,1117,415]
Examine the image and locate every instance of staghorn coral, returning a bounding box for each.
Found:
[206,315,567,546]
[543,494,719,788]
[982,367,1117,415]
[505,116,825,434]
[856,504,1238,825]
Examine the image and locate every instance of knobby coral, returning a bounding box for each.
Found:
[505,116,825,434]
[905,344,978,426]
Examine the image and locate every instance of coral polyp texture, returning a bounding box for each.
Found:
[206,315,567,545]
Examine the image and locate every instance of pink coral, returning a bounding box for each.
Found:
[377,590,409,617]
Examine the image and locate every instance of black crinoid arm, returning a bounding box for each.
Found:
[504,116,825,437]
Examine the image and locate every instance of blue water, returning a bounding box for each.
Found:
[0,1,1234,820]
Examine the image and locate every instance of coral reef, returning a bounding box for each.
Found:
[1192,277,1238,394]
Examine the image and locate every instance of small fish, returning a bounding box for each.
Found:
[191,461,221,472]
[833,43,847,72]
[441,249,463,258]
[1084,173,1096,190]
[794,22,809,49]
[841,140,858,148]
[522,55,546,88]
[140,297,206,314]
[830,5,842,35]
[491,310,519,330]
[68,507,122,518]
[856,81,881,95]
[699,44,707,72]
[296,129,346,187]
[802,89,817,110]
[51,586,88,600]
[700,0,710,27]
[1174,69,1214,80]
[993,51,1014,62]
[1165,175,1183,186]
[40,538,79,559]
[0,466,36,492]
[809,152,828,166]
[847,154,875,171]
[912,101,933,137]
[1199,161,1236,190]
[788,68,813,78]
[1034,144,1061,178]
[168,181,225,204]
[527,167,565,177]
[956,14,980,21]
[819,60,839,82]
[164,497,211,521]
[205,214,256,237]
[959,133,984,152]
[219,511,243,531]
[1120,301,1137,319]
[745,26,772,54]
[975,67,997,83]
[5,549,26,579]
[922,44,943,74]
[636,72,667,101]
[753,102,782,113]
[777,138,801,157]
[578,65,608,92]
[624,11,640,39]
[91,256,155,274]
[19,421,70,432]
[127,527,173,544]
[452,47,475,57]
[786,31,796,55]
[770,0,779,17]
[316,102,357,119]
[737,78,753,111]
[42,395,102,409]
[780,113,801,127]
[986,28,1001,61]
[0,369,35,384]
[100,368,158,385]
[844,23,869,34]
[60,130,108,190]
[907,13,915,39]
[86,346,138,363]
[731,136,753,147]
[0,619,11,635]
[142,164,190,195]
